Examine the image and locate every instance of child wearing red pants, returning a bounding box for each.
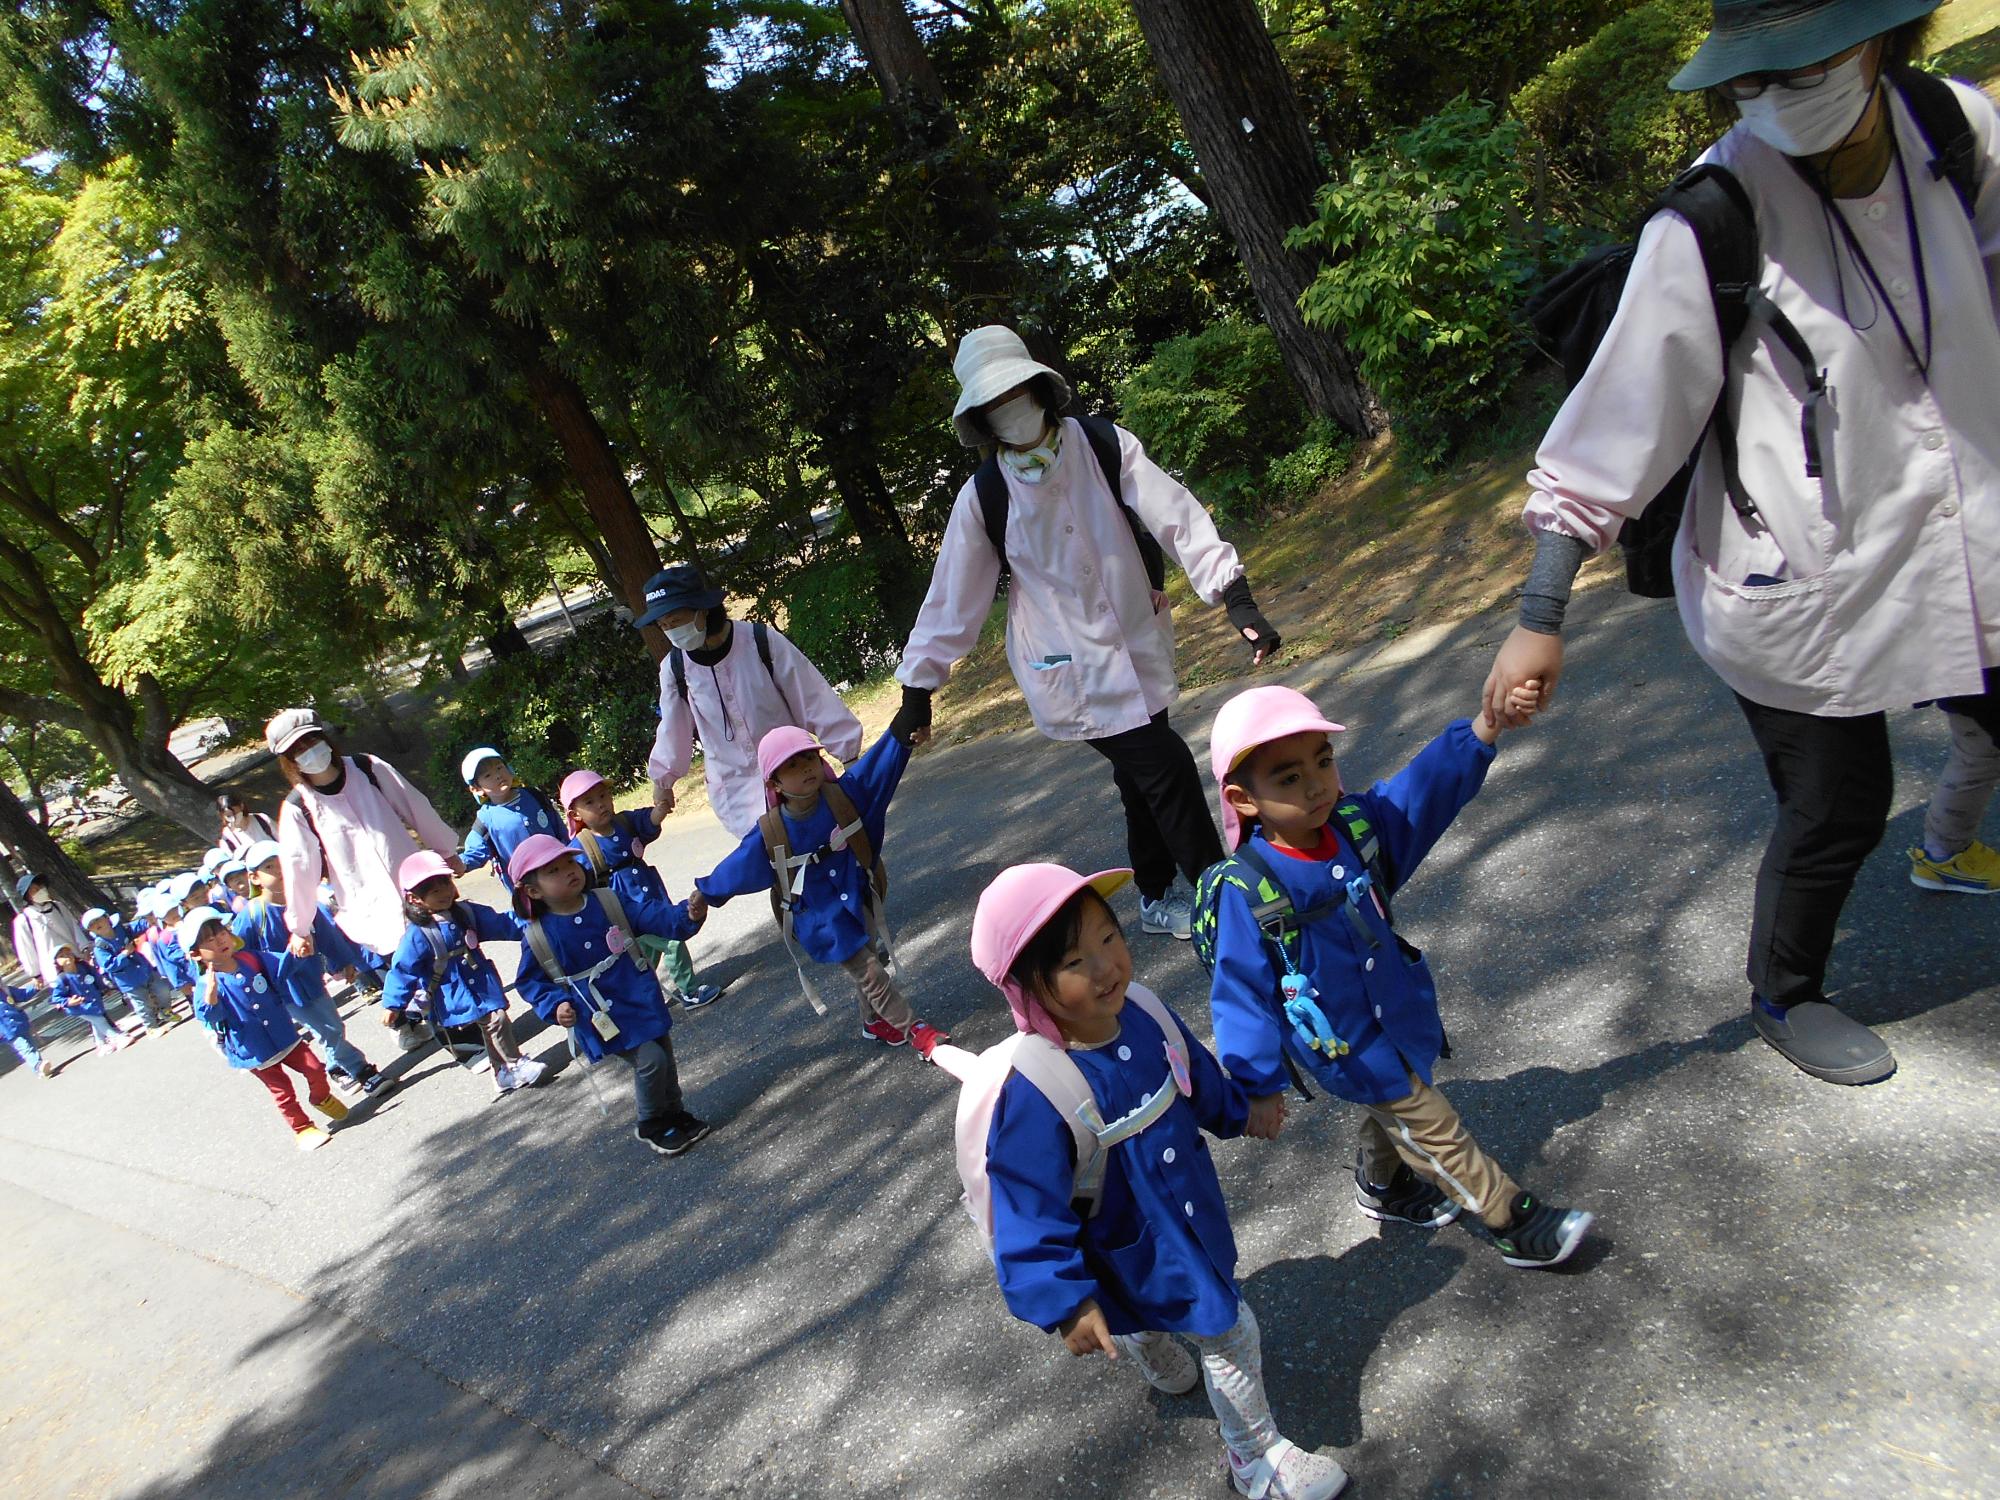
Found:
[181,905,350,1151]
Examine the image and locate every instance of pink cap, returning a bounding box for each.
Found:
[970,863,1133,1047]
[397,850,456,895]
[559,769,605,808]
[1208,686,1346,849]
[506,833,579,890]
[757,725,838,809]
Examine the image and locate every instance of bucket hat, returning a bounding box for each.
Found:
[1670,0,1938,92]
[950,326,1072,449]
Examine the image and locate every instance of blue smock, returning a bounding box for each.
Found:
[384,902,515,1026]
[570,809,666,901]
[149,927,196,989]
[231,899,347,1008]
[512,887,698,1061]
[987,999,1249,1338]
[90,921,158,994]
[462,788,563,888]
[0,998,31,1043]
[195,955,304,1070]
[52,970,111,1020]
[1207,719,1494,1106]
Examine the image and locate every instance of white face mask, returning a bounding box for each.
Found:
[30,890,52,907]
[294,743,335,776]
[665,620,708,650]
[985,393,1050,448]
[1734,50,1878,157]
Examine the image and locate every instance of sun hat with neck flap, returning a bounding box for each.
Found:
[950,325,1072,449]
[1669,0,1938,93]
[757,725,839,809]
[1209,685,1347,851]
[971,863,1134,1048]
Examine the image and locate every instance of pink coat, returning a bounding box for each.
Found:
[276,755,459,956]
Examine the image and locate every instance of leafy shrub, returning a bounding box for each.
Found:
[425,613,660,812]
[753,549,902,689]
[1513,0,1714,231]
[1116,319,1312,523]
[1265,419,1355,506]
[1290,96,1544,464]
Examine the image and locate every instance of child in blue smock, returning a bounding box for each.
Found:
[697,725,948,1057]
[508,834,710,1156]
[1,986,53,1076]
[560,767,721,1009]
[147,885,200,998]
[967,863,1346,1500]
[386,851,546,1095]
[182,905,349,1151]
[82,906,171,1033]
[49,945,135,1053]
[1199,684,1592,1270]
[459,748,563,890]
[232,840,388,1096]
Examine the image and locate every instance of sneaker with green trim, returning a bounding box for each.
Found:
[1908,840,2000,895]
[1490,1191,1592,1269]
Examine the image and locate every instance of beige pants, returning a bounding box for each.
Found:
[1357,1073,1520,1230]
[839,949,912,1031]
[478,1008,522,1072]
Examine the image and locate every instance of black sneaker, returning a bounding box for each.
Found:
[636,1120,703,1157]
[1750,997,1895,1086]
[671,1111,714,1147]
[355,1066,391,1096]
[1489,1191,1592,1269]
[1354,1156,1460,1228]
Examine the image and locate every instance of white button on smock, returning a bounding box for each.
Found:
[1163,1147,1176,1164]
[1116,1045,1131,1061]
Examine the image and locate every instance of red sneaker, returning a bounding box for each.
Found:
[861,1018,909,1046]
[908,1021,950,1059]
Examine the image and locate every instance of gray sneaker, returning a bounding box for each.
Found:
[1138,890,1193,939]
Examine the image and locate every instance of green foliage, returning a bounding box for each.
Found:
[1116,320,1314,521]
[752,551,902,689]
[1265,420,1356,506]
[1291,98,1543,464]
[424,615,660,811]
[1514,0,1713,231]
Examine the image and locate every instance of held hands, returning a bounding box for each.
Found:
[889,685,933,748]
[1245,1092,1288,1140]
[1473,678,1543,745]
[1482,626,1564,731]
[288,933,315,959]
[1058,1299,1119,1359]
[652,781,676,823]
[445,853,467,877]
[686,889,709,925]
[554,1001,580,1027]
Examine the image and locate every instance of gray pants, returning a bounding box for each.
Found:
[1120,1300,1278,1459]
[117,974,171,1029]
[839,948,913,1031]
[1925,710,2000,858]
[612,1036,684,1129]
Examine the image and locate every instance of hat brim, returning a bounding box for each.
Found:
[989,867,1133,982]
[1669,0,1938,91]
[951,360,1073,448]
[632,587,724,629]
[270,724,325,754]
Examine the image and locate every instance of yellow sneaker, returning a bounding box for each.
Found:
[1909,840,2000,895]
[313,1092,350,1122]
[294,1125,331,1152]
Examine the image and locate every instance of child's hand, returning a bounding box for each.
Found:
[1474,679,1541,744]
[381,1009,404,1029]
[554,1001,580,1027]
[686,890,708,925]
[288,932,315,959]
[1246,1093,1288,1140]
[1058,1299,1117,1359]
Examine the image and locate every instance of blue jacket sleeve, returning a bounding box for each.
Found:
[467,902,516,946]
[1361,719,1496,894]
[1206,882,1291,1098]
[382,929,426,1013]
[1171,1011,1250,1140]
[986,1077,1101,1333]
[613,886,699,943]
[696,827,776,905]
[461,812,494,873]
[627,808,661,848]
[845,729,913,843]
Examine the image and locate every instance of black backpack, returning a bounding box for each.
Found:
[974,414,1167,594]
[1524,66,1978,599]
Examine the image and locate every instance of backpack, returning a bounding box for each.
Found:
[284,753,384,868]
[518,886,642,994]
[474,785,562,845]
[974,414,1167,594]
[1190,800,1401,1099]
[667,619,794,735]
[757,781,891,1015]
[1524,65,1978,599]
[929,983,1188,1262]
[573,812,644,885]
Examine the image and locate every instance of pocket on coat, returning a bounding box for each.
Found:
[1088,1221,1198,1312]
[1675,546,1836,695]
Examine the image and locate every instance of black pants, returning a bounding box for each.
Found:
[1085,711,1225,901]
[1736,669,1998,1007]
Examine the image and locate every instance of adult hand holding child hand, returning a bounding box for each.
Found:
[1059,1299,1118,1359]
[1474,678,1543,744]
[1483,627,1563,729]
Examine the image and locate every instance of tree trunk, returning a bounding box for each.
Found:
[524,359,667,660]
[0,776,109,914]
[1126,0,1376,436]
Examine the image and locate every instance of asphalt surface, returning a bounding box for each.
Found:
[1,588,1995,1500]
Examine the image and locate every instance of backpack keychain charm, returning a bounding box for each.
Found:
[1279,969,1314,1007]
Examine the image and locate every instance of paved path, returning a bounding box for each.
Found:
[1,590,1994,1499]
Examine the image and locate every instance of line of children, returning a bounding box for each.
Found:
[82,905,183,1034]
[182,904,350,1151]
[1,985,54,1077]
[386,851,547,1095]
[696,724,948,1056]
[559,768,723,1009]
[50,944,139,1053]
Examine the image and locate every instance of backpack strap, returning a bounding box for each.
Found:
[818,782,884,899]
[1891,65,1980,218]
[751,620,799,725]
[1006,1035,1109,1215]
[575,828,611,883]
[975,458,1010,580]
[757,806,829,1015]
[669,647,689,704]
[1332,798,1397,925]
[419,920,451,986]
[973,418,1168,592]
[520,916,565,987]
[594,887,642,963]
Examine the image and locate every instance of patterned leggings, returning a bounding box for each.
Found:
[1118,1300,1278,1458]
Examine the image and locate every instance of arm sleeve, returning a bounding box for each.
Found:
[1119,426,1244,604]
[276,800,324,942]
[647,658,694,787]
[467,902,517,946]
[461,814,494,873]
[694,829,776,905]
[1522,209,1726,552]
[895,484,1001,692]
[1206,886,1291,1098]
[986,1078,1101,1333]
[1363,720,1498,889]
[847,728,914,836]
[620,887,699,943]
[381,932,424,1013]
[1944,80,2000,311]
[769,628,864,764]
[1171,1011,1249,1140]
[628,808,661,849]
[373,758,461,856]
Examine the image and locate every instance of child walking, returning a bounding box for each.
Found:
[508,834,712,1156]
[963,863,1347,1500]
[1196,684,1592,1269]
[50,945,137,1052]
[1907,697,2000,894]
[560,769,722,1009]
[459,748,564,889]
[232,840,390,1096]
[147,881,201,1004]
[181,905,349,1151]
[696,725,947,1056]
[1,986,54,1077]
[81,906,174,1034]
[386,851,547,1095]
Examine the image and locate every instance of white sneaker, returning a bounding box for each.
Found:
[1138,890,1194,940]
[1115,1332,1200,1395]
[493,1063,520,1094]
[510,1056,548,1088]
[1227,1439,1349,1500]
